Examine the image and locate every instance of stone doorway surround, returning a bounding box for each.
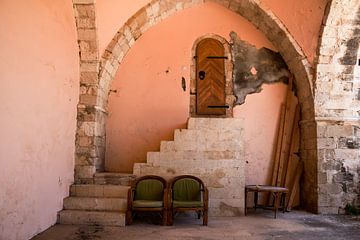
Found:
[71,0,320,212]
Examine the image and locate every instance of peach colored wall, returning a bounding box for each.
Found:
[105,1,286,186]
[96,0,326,64]
[233,84,287,184]
[96,0,151,55]
[0,0,79,239]
[260,0,327,63]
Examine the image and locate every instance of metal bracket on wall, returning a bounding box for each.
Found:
[206,56,228,59]
[208,105,229,109]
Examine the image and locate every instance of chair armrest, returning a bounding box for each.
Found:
[163,188,169,210]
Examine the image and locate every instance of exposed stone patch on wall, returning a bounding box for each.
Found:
[315,0,360,213]
[230,31,290,105]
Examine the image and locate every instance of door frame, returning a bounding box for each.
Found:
[189,34,234,118]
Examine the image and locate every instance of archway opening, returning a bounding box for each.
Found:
[74,0,317,213]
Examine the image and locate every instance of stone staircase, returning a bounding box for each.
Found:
[134,118,245,216]
[58,176,132,226]
[58,117,245,225]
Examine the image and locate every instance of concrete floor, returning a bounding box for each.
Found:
[32,210,360,240]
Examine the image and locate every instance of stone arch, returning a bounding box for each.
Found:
[73,0,317,212]
[189,34,234,117]
[314,0,360,214]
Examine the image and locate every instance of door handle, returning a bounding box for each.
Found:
[199,71,205,80]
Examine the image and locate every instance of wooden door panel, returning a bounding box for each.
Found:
[196,38,226,115]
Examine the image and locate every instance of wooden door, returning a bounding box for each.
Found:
[196,38,226,115]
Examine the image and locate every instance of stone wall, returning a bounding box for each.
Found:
[315,0,360,213]
[73,0,104,182]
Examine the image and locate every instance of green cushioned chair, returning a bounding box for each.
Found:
[126,175,168,225]
[169,175,208,226]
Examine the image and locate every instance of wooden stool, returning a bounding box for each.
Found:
[245,185,288,219]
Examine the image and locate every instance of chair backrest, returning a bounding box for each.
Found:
[134,178,164,201]
[173,177,201,201]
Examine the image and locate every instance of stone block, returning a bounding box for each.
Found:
[334,149,359,160]
[78,29,97,41]
[76,18,96,29]
[160,141,175,152]
[58,210,125,226]
[79,94,97,106]
[317,138,336,149]
[326,124,354,137]
[209,199,244,216]
[187,118,243,130]
[78,136,92,147]
[80,61,99,73]
[147,152,160,165]
[80,122,95,136]
[159,151,181,161]
[80,50,98,61]
[317,206,339,214]
[64,197,127,211]
[75,165,96,179]
[80,70,98,84]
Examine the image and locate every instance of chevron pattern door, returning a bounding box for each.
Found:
[196,38,226,115]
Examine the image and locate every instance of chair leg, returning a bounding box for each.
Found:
[254,191,258,211]
[273,192,279,219]
[203,210,208,226]
[126,210,132,225]
[282,193,286,213]
[162,210,168,226]
[168,209,174,226]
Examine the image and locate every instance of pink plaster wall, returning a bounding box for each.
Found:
[96,0,151,55]
[0,0,79,239]
[96,0,327,64]
[105,2,286,185]
[233,84,287,184]
[260,0,328,63]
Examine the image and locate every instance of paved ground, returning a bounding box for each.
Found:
[31,210,360,240]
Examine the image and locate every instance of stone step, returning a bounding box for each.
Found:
[174,129,242,151]
[147,152,160,165]
[94,172,136,185]
[58,210,125,226]
[158,150,241,162]
[160,141,175,152]
[187,117,243,130]
[70,184,129,198]
[63,197,127,211]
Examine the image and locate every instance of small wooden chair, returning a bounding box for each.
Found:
[126,175,168,225]
[168,175,208,226]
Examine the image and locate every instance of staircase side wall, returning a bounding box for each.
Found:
[134,118,245,216]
